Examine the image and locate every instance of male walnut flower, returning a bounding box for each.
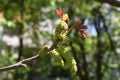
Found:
[56,8,69,24]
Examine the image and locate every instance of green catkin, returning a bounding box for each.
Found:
[39,46,49,56]
[49,49,64,66]
[69,58,77,75]
[63,47,77,75]
[55,21,68,40]
[57,45,77,75]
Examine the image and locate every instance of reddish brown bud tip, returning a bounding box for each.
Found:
[56,8,64,18]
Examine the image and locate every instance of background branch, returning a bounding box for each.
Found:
[14,0,24,79]
[97,0,120,7]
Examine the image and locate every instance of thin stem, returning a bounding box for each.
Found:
[66,20,82,34]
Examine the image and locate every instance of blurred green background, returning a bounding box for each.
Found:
[0,0,120,80]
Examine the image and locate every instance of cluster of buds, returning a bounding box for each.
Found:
[56,8,88,39]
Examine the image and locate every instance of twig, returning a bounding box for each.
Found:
[0,39,60,71]
[0,54,39,71]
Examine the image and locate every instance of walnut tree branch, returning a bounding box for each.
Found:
[0,39,61,71]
